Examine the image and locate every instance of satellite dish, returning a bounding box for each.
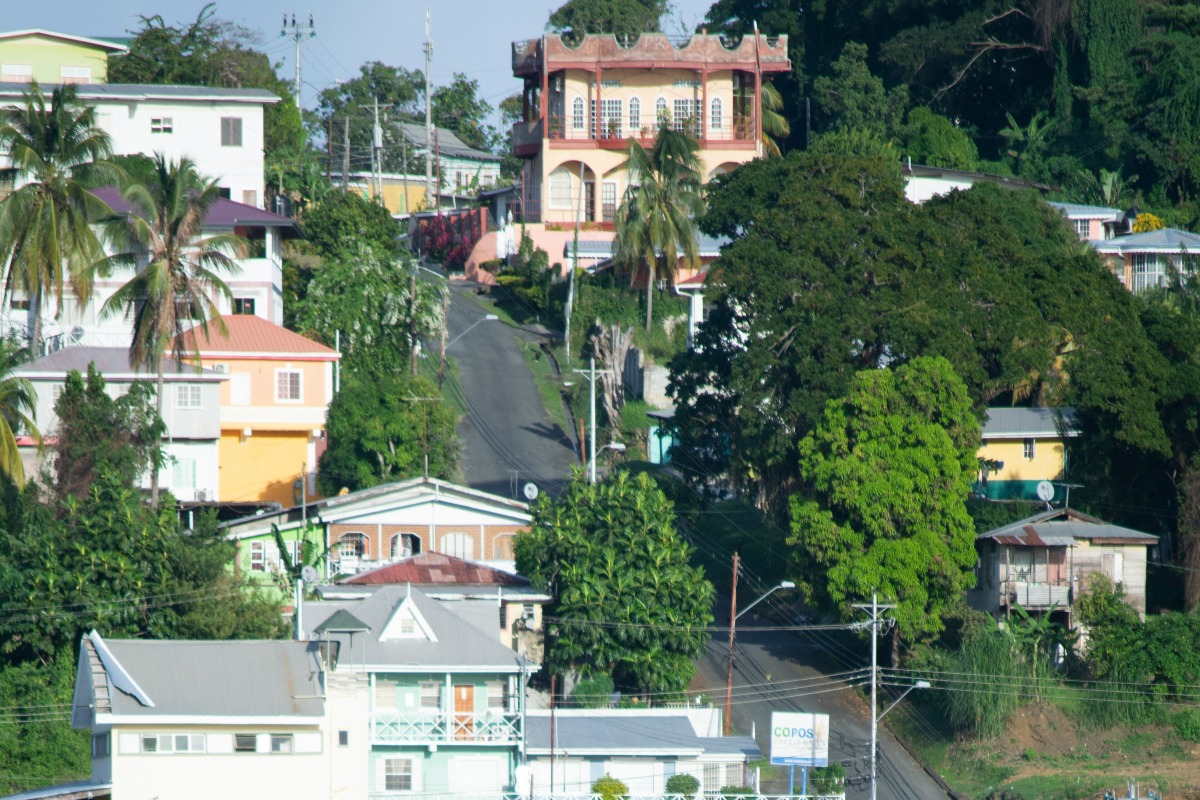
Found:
[301,565,319,583]
[523,482,539,501]
[1036,481,1055,502]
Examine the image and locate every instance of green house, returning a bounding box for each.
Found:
[306,585,536,797]
[0,29,128,85]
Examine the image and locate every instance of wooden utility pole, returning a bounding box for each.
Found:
[437,289,450,389]
[725,551,739,736]
[326,116,333,181]
[342,118,350,189]
[410,266,420,376]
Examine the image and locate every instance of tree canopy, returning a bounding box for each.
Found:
[515,471,714,695]
[432,73,497,152]
[547,0,670,39]
[299,190,401,260]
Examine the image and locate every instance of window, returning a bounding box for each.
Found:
[242,189,258,207]
[270,734,293,753]
[391,533,420,559]
[172,458,197,491]
[250,541,266,571]
[151,117,174,134]
[338,533,367,559]
[60,66,92,84]
[656,97,669,124]
[1132,253,1164,292]
[399,615,416,635]
[1023,438,1036,460]
[276,369,302,401]
[600,98,622,139]
[548,166,574,210]
[493,535,515,561]
[234,734,257,752]
[601,182,618,223]
[142,733,204,753]
[92,732,110,757]
[571,96,585,131]
[628,96,641,133]
[233,297,256,316]
[441,532,473,560]
[177,384,202,409]
[673,98,697,133]
[1,64,32,83]
[711,97,723,131]
[338,730,349,747]
[487,679,508,710]
[385,757,414,791]
[221,117,243,147]
[703,763,720,791]
[1074,219,1091,238]
[420,682,442,710]
[375,677,398,707]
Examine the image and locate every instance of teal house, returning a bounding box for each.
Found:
[305,585,535,797]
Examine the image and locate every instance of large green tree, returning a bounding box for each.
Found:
[515,471,714,694]
[300,190,400,259]
[547,0,670,39]
[99,155,241,508]
[788,356,980,642]
[614,124,704,330]
[0,82,116,356]
[432,73,497,152]
[317,373,459,494]
[317,62,425,174]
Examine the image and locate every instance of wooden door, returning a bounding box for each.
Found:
[454,685,474,740]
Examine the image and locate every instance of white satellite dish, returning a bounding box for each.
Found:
[523,482,539,501]
[1036,481,1055,502]
[301,565,319,583]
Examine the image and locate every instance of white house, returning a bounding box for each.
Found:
[398,121,502,201]
[16,347,225,502]
[67,630,369,800]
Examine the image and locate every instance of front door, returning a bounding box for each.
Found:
[454,684,475,740]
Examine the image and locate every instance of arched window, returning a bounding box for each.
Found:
[655,97,669,125]
[711,97,723,131]
[628,97,641,134]
[572,96,585,131]
[391,533,421,560]
[549,166,574,209]
[338,532,367,560]
[441,532,474,561]
[493,535,515,561]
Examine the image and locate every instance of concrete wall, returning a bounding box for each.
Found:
[0,35,113,83]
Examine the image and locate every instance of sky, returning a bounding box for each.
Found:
[5,1,718,122]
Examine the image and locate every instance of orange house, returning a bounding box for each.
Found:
[179,315,340,506]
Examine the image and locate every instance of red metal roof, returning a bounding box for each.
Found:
[178,316,338,359]
[341,552,530,586]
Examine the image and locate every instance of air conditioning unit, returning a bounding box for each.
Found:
[212,364,228,374]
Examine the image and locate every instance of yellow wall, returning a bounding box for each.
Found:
[977,437,1066,482]
[220,430,311,505]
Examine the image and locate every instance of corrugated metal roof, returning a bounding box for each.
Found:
[1094,228,1200,252]
[178,314,337,357]
[526,715,759,757]
[0,83,279,103]
[1047,201,1123,219]
[314,609,370,634]
[305,586,524,671]
[342,552,530,586]
[978,508,1157,544]
[97,638,325,717]
[982,407,1077,438]
[566,233,728,260]
[91,187,297,230]
[0,780,112,800]
[396,122,499,163]
[17,346,222,381]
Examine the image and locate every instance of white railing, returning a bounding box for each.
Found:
[369,794,843,800]
[372,711,521,744]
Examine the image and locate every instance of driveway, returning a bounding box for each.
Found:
[444,284,577,500]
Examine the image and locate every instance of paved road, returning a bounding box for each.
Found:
[695,606,951,800]
[444,284,577,500]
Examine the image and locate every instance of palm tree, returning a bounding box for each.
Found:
[0,81,116,356]
[0,338,40,488]
[761,81,791,157]
[614,123,704,331]
[99,155,243,507]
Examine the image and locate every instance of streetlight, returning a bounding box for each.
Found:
[440,314,497,389]
[871,680,930,800]
[725,564,796,735]
[446,314,498,348]
[572,357,616,484]
[592,441,626,480]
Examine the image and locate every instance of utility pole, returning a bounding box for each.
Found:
[404,395,441,479]
[342,118,350,189]
[294,462,307,641]
[437,289,450,389]
[725,551,739,736]
[373,96,383,203]
[853,592,895,800]
[280,11,315,104]
[326,116,333,181]
[410,266,420,376]
[423,8,434,206]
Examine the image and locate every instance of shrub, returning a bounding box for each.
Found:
[809,762,845,795]
[571,673,614,708]
[718,786,754,800]
[942,627,1023,737]
[591,774,628,800]
[666,773,700,796]
[1173,709,1200,742]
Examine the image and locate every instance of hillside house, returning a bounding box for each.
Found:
[968,508,1158,623]
[0,29,127,85]
[974,407,1077,502]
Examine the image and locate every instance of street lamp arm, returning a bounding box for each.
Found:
[876,680,930,723]
[734,581,796,621]
[446,314,498,348]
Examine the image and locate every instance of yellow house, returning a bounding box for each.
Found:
[0,29,127,84]
[180,315,339,506]
[510,31,790,227]
[975,407,1078,502]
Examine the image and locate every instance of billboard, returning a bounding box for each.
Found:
[769,712,830,767]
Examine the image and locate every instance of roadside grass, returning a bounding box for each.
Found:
[515,337,574,446]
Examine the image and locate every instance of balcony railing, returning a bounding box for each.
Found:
[1003,580,1071,608]
[530,114,757,145]
[372,711,521,744]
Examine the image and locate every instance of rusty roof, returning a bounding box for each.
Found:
[340,552,531,587]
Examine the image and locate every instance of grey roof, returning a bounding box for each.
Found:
[1095,228,1200,252]
[901,163,1055,193]
[396,122,499,163]
[572,233,729,260]
[304,585,525,671]
[1048,201,1123,219]
[978,508,1158,545]
[17,346,224,382]
[0,780,111,800]
[0,82,279,104]
[526,714,760,757]
[314,608,370,634]
[982,407,1077,439]
[94,637,324,717]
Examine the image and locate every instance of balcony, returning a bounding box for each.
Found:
[372,710,521,745]
[1003,581,1071,609]
[519,114,757,149]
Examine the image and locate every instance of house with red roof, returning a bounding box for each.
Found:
[177,315,340,506]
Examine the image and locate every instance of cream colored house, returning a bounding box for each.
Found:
[510,32,790,227]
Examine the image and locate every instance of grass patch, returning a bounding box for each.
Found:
[516,338,574,446]
[991,773,1121,800]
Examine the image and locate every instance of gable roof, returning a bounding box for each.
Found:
[74,631,324,722]
[977,507,1157,547]
[304,585,526,671]
[526,712,760,757]
[341,551,531,586]
[396,122,499,163]
[1094,228,1200,253]
[177,315,338,361]
[17,346,225,382]
[982,407,1077,439]
[1047,201,1123,221]
[90,187,298,231]
[901,163,1055,193]
[0,29,129,52]
[0,83,279,104]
